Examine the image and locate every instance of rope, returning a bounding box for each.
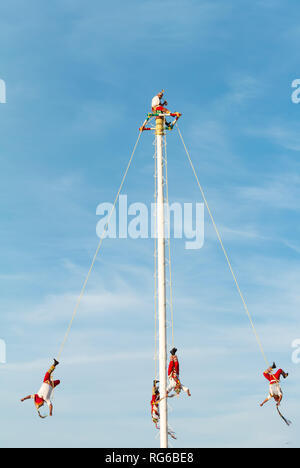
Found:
[154,136,158,380]
[57,131,142,360]
[277,406,291,426]
[153,129,175,377]
[164,133,175,347]
[176,125,269,367]
[37,410,47,419]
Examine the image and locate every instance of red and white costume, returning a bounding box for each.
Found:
[151,392,160,426]
[151,94,170,114]
[31,365,60,409]
[167,356,190,395]
[263,368,284,400]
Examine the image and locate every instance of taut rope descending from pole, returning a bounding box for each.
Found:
[57,131,143,361]
[154,136,158,381]
[164,134,175,347]
[176,125,269,367]
[153,132,175,379]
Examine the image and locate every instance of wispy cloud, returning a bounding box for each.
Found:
[248,123,300,152]
[1,0,300,449]
[237,173,300,211]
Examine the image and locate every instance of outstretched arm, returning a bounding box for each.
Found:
[49,403,53,416]
[21,395,32,402]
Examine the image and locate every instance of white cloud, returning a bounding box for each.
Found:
[23,286,147,325]
[237,174,300,211]
[249,124,300,152]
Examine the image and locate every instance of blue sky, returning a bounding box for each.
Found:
[0,0,300,448]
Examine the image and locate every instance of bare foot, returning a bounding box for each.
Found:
[187,390,191,397]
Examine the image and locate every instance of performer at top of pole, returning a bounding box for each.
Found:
[139,90,182,132]
[152,90,172,128]
[152,90,169,113]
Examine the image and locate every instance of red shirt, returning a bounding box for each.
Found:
[151,394,158,406]
[168,359,179,378]
[263,369,282,383]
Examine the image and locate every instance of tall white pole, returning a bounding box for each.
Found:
[156,116,168,448]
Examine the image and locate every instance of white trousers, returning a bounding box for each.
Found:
[269,382,282,398]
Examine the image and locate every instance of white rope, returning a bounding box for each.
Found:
[57,131,142,360]
[154,135,158,380]
[176,124,269,366]
[164,133,175,347]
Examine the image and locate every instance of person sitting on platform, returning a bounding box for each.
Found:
[152,90,170,114]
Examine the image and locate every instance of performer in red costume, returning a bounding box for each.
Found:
[166,348,191,397]
[21,359,60,417]
[150,379,177,439]
[151,380,160,427]
[260,362,288,407]
[151,90,170,114]
[151,90,181,129]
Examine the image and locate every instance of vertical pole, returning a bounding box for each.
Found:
[155,116,168,448]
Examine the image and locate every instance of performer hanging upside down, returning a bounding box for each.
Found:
[260,362,288,408]
[150,379,177,439]
[21,359,60,417]
[151,380,160,427]
[166,348,191,397]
